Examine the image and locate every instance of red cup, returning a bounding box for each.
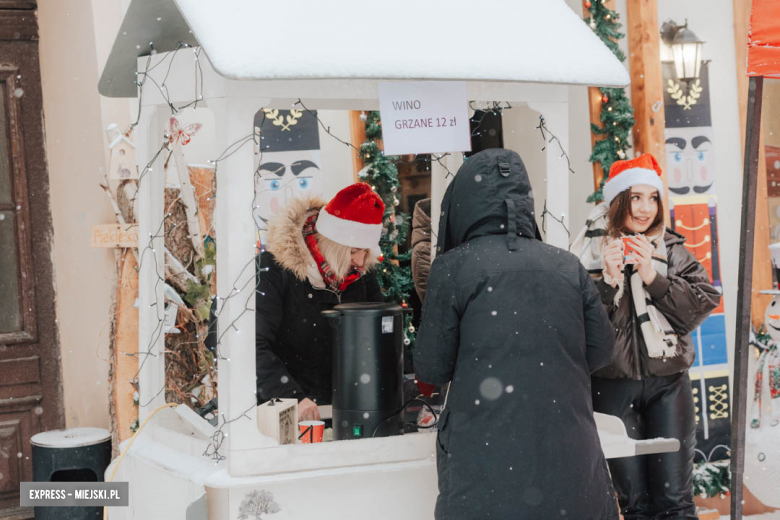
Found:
[621,236,638,264]
[416,379,437,398]
[298,420,325,444]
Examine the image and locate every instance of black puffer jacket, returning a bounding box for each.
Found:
[254,197,383,405]
[414,149,618,520]
[593,229,721,379]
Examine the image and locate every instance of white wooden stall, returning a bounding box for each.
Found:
[96,1,679,519]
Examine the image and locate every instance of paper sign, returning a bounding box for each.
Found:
[91,224,139,248]
[378,81,471,155]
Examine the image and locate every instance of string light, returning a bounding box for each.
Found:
[119,48,269,460]
[536,115,575,175]
[129,45,576,461]
[540,200,571,239]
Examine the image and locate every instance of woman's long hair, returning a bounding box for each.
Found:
[605,188,665,240]
[316,233,377,281]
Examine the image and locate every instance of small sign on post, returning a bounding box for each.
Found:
[378,81,471,156]
[91,224,139,248]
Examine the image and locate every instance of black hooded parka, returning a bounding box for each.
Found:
[414,149,619,520]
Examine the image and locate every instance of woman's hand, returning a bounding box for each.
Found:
[629,235,657,286]
[298,398,321,422]
[603,239,625,285]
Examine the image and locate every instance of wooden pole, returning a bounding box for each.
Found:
[625,0,670,226]
[349,111,367,182]
[583,0,613,193]
[734,0,772,329]
[731,74,764,520]
[113,249,139,444]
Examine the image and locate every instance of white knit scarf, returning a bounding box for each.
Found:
[571,204,679,359]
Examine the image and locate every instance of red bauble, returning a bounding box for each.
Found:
[401,301,408,308]
[602,94,609,103]
[585,0,592,7]
[377,255,384,263]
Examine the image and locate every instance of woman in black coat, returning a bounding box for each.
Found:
[255,183,385,421]
[414,149,618,520]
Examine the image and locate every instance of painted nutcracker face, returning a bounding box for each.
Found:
[665,127,716,197]
[764,295,780,343]
[252,109,323,232]
[253,150,323,230]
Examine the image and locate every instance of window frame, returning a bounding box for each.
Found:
[0,64,37,345]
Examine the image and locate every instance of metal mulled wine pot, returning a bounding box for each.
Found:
[322,302,406,440]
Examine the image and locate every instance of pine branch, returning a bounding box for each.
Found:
[361,111,415,352]
[584,1,635,203]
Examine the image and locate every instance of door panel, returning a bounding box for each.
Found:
[0,6,63,514]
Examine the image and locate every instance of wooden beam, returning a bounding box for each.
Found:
[583,0,613,193]
[626,0,670,225]
[349,111,367,182]
[734,0,772,329]
[112,249,139,444]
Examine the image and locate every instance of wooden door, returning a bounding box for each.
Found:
[0,3,63,515]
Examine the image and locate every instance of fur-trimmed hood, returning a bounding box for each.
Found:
[265,196,378,288]
[266,196,327,287]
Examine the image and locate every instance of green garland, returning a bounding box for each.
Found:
[360,112,416,347]
[756,323,774,347]
[692,460,731,499]
[584,0,636,203]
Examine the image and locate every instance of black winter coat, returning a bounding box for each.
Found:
[255,197,383,405]
[593,229,721,379]
[414,149,619,520]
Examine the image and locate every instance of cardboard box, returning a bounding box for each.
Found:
[256,399,298,445]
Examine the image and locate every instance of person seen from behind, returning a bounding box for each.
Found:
[415,148,618,520]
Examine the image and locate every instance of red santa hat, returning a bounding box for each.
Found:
[316,183,385,256]
[603,153,665,206]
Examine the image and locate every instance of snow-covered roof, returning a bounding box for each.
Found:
[99,0,630,98]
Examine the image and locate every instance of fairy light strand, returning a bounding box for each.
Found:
[126,44,572,461]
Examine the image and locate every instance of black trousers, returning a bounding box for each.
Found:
[592,373,698,520]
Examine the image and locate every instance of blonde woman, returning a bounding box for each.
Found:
[256,183,385,421]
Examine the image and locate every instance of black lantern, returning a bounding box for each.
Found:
[661,20,705,83]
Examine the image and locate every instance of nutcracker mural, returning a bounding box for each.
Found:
[252,109,323,240]
[663,61,730,458]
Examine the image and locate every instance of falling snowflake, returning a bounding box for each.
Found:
[479,377,503,401]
